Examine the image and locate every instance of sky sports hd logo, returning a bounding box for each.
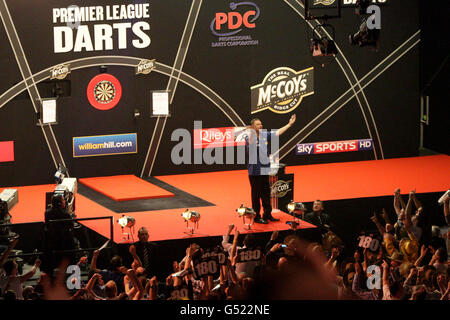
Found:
[296,139,373,155]
[73,133,137,157]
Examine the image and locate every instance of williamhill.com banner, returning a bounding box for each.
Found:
[73,133,137,157]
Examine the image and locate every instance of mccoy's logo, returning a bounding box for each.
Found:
[251,67,314,114]
[313,0,336,5]
[135,59,155,75]
[50,64,71,80]
[271,180,292,198]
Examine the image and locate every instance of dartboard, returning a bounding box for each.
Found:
[94,80,115,104]
[87,74,122,110]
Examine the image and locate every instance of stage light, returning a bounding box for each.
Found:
[236,204,256,230]
[236,204,255,218]
[286,201,306,230]
[181,209,200,223]
[309,23,338,59]
[117,215,136,242]
[181,209,200,235]
[310,37,338,57]
[117,215,135,228]
[348,19,380,48]
[287,201,306,216]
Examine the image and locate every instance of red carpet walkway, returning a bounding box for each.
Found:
[2,155,449,243]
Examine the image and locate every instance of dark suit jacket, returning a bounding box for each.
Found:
[133,240,159,276]
[304,211,333,235]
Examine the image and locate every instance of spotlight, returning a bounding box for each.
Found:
[286,201,306,230]
[236,204,256,230]
[286,201,306,216]
[309,24,338,58]
[117,215,135,228]
[348,19,380,48]
[99,65,107,73]
[310,37,338,57]
[117,215,136,242]
[181,209,200,235]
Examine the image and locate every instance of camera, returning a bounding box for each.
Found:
[286,221,299,229]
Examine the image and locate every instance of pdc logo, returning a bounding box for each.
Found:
[251,67,314,114]
[210,2,260,37]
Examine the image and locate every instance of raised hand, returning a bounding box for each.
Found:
[270,230,279,241]
[289,114,296,126]
[420,245,428,257]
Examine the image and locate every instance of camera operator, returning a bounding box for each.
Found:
[42,194,78,274]
[0,200,13,242]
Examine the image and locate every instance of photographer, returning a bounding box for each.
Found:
[304,200,334,236]
[42,194,77,274]
[0,200,14,243]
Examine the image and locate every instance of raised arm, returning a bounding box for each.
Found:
[404,193,414,228]
[325,247,339,270]
[90,249,100,273]
[19,257,41,283]
[129,245,142,270]
[381,260,391,299]
[370,212,385,236]
[85,273,101,293]
[230,229,240,261]
[148,276,158,300]
[276,114,296,136]
[126,268,144,300]
[410,190,421,208]
[443,193,449,225]
[381,208,392,225]
[222,224,234,252]
[393,189,404,216]
[414,245,428,267]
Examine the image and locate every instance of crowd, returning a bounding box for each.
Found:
[0,189,448,300]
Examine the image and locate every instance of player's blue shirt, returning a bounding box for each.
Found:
[245,130,275,176]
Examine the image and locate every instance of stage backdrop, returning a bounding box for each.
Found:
[0,0,421,187]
